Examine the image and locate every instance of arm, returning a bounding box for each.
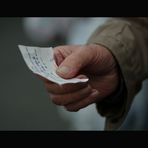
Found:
[87,17,148,130]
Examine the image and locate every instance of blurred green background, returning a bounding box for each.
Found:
[0,17,72,130]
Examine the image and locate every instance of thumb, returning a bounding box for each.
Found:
[56,49,93,79]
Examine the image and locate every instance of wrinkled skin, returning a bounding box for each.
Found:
[37,44,119,111]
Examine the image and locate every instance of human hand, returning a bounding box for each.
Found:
[38,44,119,111]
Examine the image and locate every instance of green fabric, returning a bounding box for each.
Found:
[87,18,148,130]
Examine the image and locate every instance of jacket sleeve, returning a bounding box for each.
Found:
[87,17,148,130]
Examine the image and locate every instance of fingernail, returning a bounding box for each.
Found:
[90,89,99,97]
[57,66,70,75]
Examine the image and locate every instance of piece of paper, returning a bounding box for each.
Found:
[18,45,88,85]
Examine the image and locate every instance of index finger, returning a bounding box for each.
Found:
[45,81,88,95]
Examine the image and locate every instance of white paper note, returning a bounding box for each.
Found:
[18,45,88,85]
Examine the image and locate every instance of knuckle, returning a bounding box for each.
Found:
[51,95,62,105]
[65,105,79,112]
[66,108,79,112]
[52,99,62,105]
[51,94,69,106]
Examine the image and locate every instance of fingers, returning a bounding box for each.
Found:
[50,85,92,105]
[44,74,89,94]
[55,46,94,79]
[53,48,65,66]
[56,51,90,79]
[64,89,99,112]
[45,82,87,95]
[53,45,76,66]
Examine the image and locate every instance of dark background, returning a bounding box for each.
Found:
[0,17,71,130]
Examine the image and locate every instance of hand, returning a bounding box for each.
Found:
[38,44,119,111]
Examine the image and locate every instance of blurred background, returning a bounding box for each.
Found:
[0,17,148,130]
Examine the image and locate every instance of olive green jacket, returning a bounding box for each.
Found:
[87,17,148,130]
